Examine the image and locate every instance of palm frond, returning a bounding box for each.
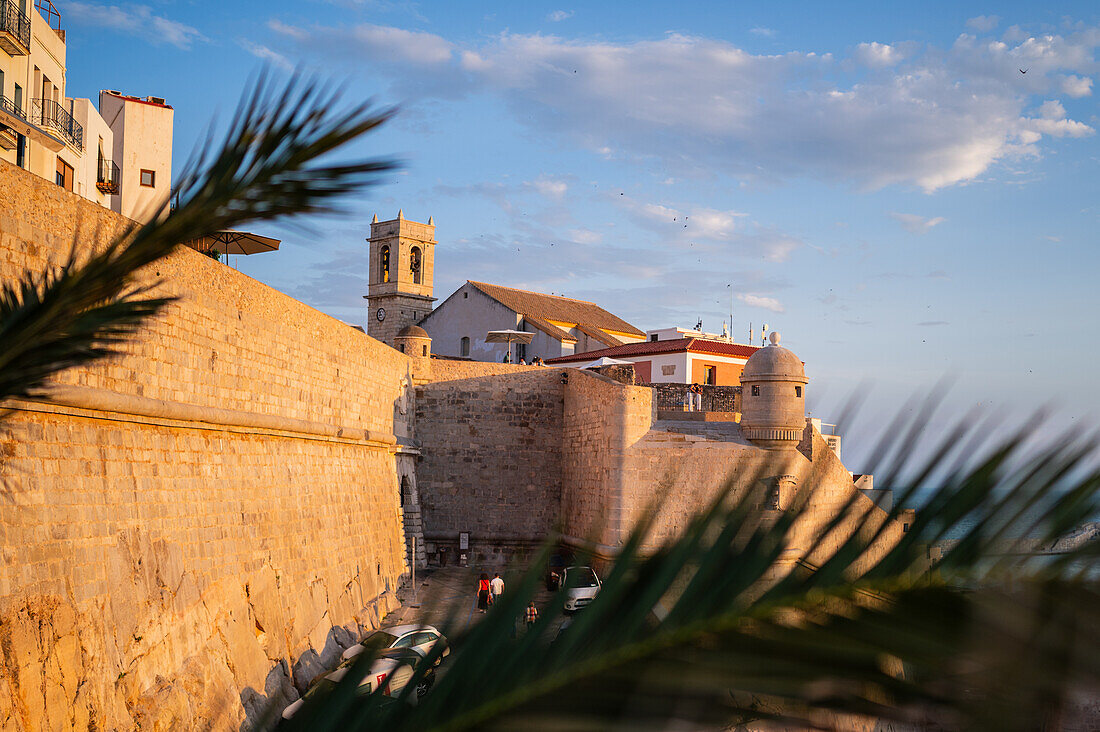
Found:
[280,406,1100,732]
[0,69,397,402]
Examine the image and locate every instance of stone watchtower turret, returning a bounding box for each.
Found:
[365,211,437,346]
[740,332,809,450]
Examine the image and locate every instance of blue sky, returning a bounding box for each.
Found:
[58,1,1100,468]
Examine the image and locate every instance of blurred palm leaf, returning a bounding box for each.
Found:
[0,69,396,402]
[281,410,1099,732]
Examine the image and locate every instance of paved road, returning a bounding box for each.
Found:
[382,564,566,638]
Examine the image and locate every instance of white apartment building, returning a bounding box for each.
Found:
[0,0,172,223]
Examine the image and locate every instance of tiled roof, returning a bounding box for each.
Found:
[545,338,760,364]
[523,315,576,343]
[467,281,644,337]
[575,323,624,348]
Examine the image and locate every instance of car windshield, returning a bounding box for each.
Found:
[566,568,599,587]
[361,631,399,652]
[302,678,337,702]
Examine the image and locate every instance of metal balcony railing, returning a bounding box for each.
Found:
[0,94,26,121]
[0,0,31,54]
[34,0,62,39]
[32,98,82,150]
[96,156,120,194]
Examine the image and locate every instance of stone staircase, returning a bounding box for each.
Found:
[641,417,751,445]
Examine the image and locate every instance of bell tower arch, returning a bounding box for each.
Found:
[365,210,437,346]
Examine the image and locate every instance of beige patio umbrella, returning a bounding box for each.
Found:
[187,230,281,256]
[485,329,534,363]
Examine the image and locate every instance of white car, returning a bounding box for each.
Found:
[340,624,450,666]
[561,566,601,611]
[280,647,432,722]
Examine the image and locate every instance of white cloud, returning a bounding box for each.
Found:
[889,212,946,233]
[239,39,293,70]
[526,175,568,199]
[65,2,205,48]
[966,15,1000,32]
[268,19,307,41]
[568,228,601,244]
[547,10,573,22]
[1060,74,1093,97]
[750,27,775,37]
[738,294,785,313]
[854,41,902,67]
[617,196,796,261]
[278,21,1100,191]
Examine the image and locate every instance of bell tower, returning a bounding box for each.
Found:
[365,211,437,346]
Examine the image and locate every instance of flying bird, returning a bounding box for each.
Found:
[1019,68,1028,74]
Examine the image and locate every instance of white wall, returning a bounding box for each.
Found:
[68,98,112,208]
[638,352,690,383]
[101,92,172,224]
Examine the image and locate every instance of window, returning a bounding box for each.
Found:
[795,386,802,397]
[704,365,716,385]
[460,337,470,357]
[751,385,760,396]
[55,158,73,191]
[421,345,427,356]
[139,169,156,187]
[650,334,658,342]
[380,245,390,283]
[661,364,676,376]
[398,343,405,353]
[410,246,422,284]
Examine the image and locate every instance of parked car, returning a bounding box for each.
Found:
[340,624,450,666]
[546,553,568,591]
[280,647,434,722]
[561,566,601,612]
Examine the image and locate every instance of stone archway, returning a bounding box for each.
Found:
[396,453,425,568]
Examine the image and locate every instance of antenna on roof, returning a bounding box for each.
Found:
[727,283,734,343]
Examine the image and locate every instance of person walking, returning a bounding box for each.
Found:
[524,601,539,629]
[490,572,504,603]
[477,573,491,612]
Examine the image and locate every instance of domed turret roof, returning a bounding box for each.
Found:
[396,325,430,339]
[741,333,807,383]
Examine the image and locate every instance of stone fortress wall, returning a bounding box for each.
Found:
[0,159,903,731]
[0,162,416,731]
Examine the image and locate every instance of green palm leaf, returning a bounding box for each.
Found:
[0,69,397,403]
[281,409,1100,731]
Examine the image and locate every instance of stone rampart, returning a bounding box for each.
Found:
[561,371,654,553]
[413,368,564,562]
[0,161,411,730]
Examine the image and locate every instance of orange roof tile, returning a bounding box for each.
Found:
[546,338,760,364]
[467,281,643,337]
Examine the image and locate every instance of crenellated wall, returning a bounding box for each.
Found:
[0,160,412,731]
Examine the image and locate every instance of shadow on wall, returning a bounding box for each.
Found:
[240,624,361,731]
[239,661,295,732]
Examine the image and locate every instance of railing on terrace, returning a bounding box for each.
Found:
[32,98,82,150]
[0,0,32,54]
[0,94,27,121]
[34,0,62,39]
[96,156,120,194]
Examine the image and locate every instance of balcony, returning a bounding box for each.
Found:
[31,98,82,150]
[34,0,62,41]
[0,95,25,150]
[96,156,120,194]
[0,0,31,55]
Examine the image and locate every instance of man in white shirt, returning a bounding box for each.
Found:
[490,573,504,603]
